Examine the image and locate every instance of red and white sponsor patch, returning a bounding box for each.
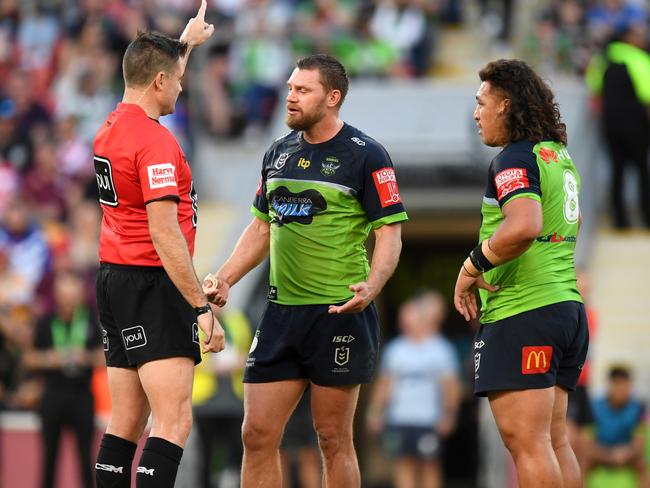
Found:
[147,163,177,189]
[521,346,553,374]
[494,168,529,200]
[372,167,401,208]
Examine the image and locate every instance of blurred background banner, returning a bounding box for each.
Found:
[0,0,649,487]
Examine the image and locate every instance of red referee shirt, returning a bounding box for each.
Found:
[94,103,197,266]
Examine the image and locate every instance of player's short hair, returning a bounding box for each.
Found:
[296,54,349,107]
[123,31,188,87]
[479,59,568,146]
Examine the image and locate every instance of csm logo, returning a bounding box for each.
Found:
[122,325,147,350]
[350,137,365,146]
[332,335,355,343]
[96,463,123,474]
[136,466,155,476]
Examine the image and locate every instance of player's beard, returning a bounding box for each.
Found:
[286,103,326,132]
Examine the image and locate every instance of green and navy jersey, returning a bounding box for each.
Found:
[252,123,408,305]
[478,140,583,324]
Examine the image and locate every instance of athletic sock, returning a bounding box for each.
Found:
[95,433,137,488]
[135,437,184,488]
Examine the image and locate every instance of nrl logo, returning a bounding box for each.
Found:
[334,346,350,366]
[275,153,289,170]
[474,352,481,373]
[321,157,340,176]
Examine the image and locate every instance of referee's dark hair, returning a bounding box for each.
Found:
[479,59,568,146]
[123,31,188,87]
[297,54,349,107]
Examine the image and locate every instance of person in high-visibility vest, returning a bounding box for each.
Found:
[586,22,650,229]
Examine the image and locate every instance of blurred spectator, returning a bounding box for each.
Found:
[292,0,354,55]
[367,290,460,488]
[3,69,51,166]
[23,269,104,488]
[230,0,292,135]
[586,0,646,46]
[369,0,436,77]
[0,197,51,307]
[0,98,30,170]
[198,43,245,138]
[281,389,321,488]
[55,115,93,181]
[479,0,514,44]
[585,22,650,228]
[587,365,649,487]
[23,138,68,223]
[192,309,251,488]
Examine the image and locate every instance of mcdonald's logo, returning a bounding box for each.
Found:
[522,346,553,374]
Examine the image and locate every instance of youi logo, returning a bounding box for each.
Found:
[122,326,147,350]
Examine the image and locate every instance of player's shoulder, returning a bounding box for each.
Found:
[341,124,389,159]
[491,140,537,171]
[263,130,300,162]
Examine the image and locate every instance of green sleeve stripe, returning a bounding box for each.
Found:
[502,192,541,208]
[250,206,271,222]
[370,212,408,229]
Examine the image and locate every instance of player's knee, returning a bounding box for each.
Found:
[241,419,280,453]
[315,426,347,460]
[499,424,549,456]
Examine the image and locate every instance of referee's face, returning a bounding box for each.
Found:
[474,81,509,147]
[285,68,328,131]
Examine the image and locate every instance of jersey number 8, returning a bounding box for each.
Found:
[563,170,579,224]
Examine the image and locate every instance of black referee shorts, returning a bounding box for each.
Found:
[473,301,588,397]
[96,263,201,368]
[244,301,380,386]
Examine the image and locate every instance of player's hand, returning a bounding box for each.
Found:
[328,282,375,314]
[453,266,499,322]
[203,273,229,307]
[197,307,225,353]
[180,0,214,47]
[435,415,456,438]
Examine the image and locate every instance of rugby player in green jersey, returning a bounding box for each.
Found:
[204,54,407,487]
[454,59,588,488]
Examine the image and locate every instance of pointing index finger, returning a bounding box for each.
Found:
[197,0,207,20]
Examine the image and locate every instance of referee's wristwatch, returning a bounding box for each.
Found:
[194,304,211,316]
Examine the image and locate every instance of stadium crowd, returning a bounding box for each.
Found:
[0,0,649,487]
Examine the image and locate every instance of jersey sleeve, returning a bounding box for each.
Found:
[361,142,408,228]
[136,136,182,205]
[250,149,272,222]
[490,145,541,207]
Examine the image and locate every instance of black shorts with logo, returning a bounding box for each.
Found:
[244,301,380,386]
[96,263,201,368]
[473,301,588,397]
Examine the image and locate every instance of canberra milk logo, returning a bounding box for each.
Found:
[147,163,177,189]
[122,325,147,350]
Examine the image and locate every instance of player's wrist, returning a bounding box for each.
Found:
[194,304,211,316]
[462,258,481,277]
[467,240,501,274]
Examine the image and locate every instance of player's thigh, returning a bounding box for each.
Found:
[488,387,555,448]
[137,356,195,416]
[106,366,150,441]
[242,379,308,444]
[310,383,360,435]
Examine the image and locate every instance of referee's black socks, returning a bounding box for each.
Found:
[135,437,184,488]
[95,433,137,488]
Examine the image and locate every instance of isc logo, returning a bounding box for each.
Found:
[332,335,355,343]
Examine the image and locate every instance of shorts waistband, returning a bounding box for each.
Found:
[100,262,166,272]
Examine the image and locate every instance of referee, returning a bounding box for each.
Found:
[93,3,225,488]
[454,59,588,488]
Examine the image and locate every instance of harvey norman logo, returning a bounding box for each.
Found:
[147,163,177,189]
